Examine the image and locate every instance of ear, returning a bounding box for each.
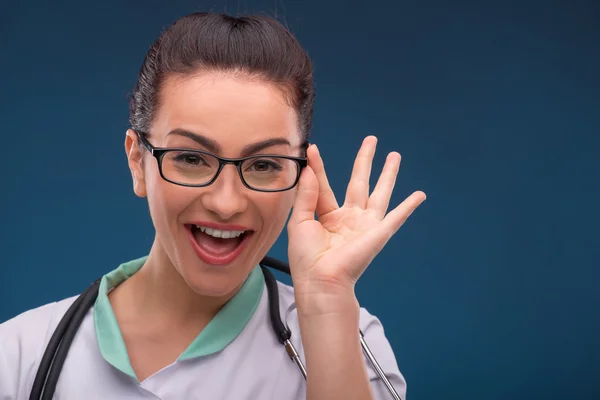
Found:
[291,181,301,207]
[124,129,147,198]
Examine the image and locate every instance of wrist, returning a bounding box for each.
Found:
[294,281,360,317]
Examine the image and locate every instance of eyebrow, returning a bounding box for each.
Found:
[166,128,292,157]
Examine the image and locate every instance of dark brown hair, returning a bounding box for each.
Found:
[129,12,315,142]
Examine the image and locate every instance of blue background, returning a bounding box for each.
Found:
[1,1,599,399]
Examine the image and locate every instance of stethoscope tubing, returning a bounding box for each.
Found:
[259,259,401,399]
[29,257,402,400]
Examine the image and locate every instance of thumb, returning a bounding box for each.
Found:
[290,165,319,225]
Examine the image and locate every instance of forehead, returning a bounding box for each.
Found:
[151,72,301,152]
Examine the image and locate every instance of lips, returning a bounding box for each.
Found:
[185,223,254,266]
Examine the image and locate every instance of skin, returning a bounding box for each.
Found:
[116,70,426,398]
[290,140,425,400]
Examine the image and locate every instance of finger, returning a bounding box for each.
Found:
[382,191,427,234]
[289,165,319,225]
[307,144,339,217]
[344,136,377,209]
[367,152,401,219]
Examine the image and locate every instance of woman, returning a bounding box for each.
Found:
[0,12,425,400]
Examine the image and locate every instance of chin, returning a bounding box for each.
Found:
[167,223,265,298]
[180,257,252,298]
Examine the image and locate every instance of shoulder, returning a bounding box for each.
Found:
[275,280,407,399]
[0,296,78,346]
[0,297,78,397]
[276,280,397,334]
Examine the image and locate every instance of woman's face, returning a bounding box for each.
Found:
[125,72,303,297]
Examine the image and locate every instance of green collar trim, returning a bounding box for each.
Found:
[93,256,264,381]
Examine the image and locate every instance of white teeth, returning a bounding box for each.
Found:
[195,225,245,239]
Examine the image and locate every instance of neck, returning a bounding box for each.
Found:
[112,239,238,327]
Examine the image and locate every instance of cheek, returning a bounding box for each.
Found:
[145,170,193,227]
[257,192,295,232]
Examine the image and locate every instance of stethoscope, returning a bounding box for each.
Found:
[29,256,402,400]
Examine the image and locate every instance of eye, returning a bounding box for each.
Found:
[246,159,283,172]
[173,152,206,166]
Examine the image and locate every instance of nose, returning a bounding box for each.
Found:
[200,165,249,220]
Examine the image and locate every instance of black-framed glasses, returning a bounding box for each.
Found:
[135,131,308,192]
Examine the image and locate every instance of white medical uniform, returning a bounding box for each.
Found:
[0,256,406,399]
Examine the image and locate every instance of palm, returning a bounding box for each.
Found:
[287,137,426,290]
[291,208,380,279]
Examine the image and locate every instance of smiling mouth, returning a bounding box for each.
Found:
[186,224,253,265]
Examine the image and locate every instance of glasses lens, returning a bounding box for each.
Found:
[241,156,300,191]
[161,150,219,185]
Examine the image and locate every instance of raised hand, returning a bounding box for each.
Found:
[287,136,426,305]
